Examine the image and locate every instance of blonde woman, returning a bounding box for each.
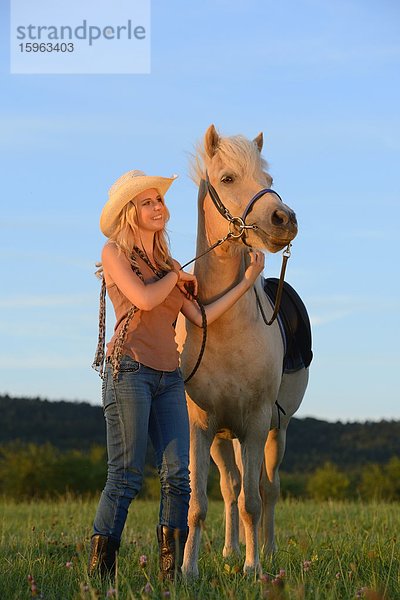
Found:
[89,170,264,581]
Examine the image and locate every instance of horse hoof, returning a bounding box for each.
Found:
[243,562,262,576]
[181,566,199,579]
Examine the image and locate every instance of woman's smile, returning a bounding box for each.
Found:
[133,188,166,230]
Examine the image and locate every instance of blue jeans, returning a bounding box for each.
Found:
[93,355,190,543]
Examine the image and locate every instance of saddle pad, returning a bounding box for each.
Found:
[264,277,313,373]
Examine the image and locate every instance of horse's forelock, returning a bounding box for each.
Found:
[218,135,268,178]
[190,134,270,185]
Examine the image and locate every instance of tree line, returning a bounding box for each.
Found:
[1,394,399,501]
[1,441,400,502]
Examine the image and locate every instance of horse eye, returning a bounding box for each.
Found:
[221,175,234,184]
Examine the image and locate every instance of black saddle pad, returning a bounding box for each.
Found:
[264,278,313,373]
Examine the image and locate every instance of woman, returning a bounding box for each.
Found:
[89,170,264,581]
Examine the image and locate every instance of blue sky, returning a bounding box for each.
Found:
[1,0,399,421]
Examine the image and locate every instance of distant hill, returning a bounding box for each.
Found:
[0,394,105,450]
[1,394,399,471]
[283,416,400,472]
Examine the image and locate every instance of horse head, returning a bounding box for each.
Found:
[196,124,298,253]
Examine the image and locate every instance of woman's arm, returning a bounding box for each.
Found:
[102,244,195,311]
[172,259,198,300]
[180,251,265,327]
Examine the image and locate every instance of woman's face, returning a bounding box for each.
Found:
[133,188,166,232]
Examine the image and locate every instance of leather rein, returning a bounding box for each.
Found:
[182,174,292,383]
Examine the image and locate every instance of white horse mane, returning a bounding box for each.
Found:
[190,133,270,185]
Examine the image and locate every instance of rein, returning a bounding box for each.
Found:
[181,176,292,383]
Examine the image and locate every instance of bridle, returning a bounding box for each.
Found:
[182,172,292,384]
[205,170,285,245]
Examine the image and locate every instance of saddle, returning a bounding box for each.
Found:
[263,278,313,373]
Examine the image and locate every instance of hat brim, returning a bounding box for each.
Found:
[100,174,178,237]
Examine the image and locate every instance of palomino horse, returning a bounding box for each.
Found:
[176,125,309,576]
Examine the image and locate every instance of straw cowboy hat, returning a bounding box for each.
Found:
[100,170,178,237]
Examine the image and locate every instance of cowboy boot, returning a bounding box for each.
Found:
[156,525,189,581]
[88,534,120,579]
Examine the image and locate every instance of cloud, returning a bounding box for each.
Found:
[310,310,354,327]
[0,355,89,369]
[0,248,95,270]
[339,229,392,240]
[0,319,94,339]
[307,293,400,327]
[0,293,94,308]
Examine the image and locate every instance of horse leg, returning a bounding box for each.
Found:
[232,439,246,544]
[238,422,269,574]
[211,437,241,558]
[182,416,214,578]
[260,426,287,554]
[260,369,309,553]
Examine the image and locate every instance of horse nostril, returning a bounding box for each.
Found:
[271,209,289,227]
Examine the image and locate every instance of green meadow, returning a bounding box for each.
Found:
[1,499,399,600]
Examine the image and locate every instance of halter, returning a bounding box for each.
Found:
[205,171,284,242]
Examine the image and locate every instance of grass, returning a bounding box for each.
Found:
[0,498,399,599]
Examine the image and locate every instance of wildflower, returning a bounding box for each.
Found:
[303,560,312,572]
[65,561,73,569]
[269,567,286,587]
[355,588,368,598]
[139,554,148,568]
[27,575,40,597]
[233,565,241,574]
[259,573,270,583]
[335,572,341,579]
[143,582,152,595]
[106,588,117,598]
[162,592,170,598]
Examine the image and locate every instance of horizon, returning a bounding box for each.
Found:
[1,392,398,426]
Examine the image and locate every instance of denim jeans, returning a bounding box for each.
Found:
[93,355,190,543]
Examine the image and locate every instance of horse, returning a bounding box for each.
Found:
[176,124,309,576]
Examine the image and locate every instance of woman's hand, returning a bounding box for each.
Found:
[176,270,198,300]
[243,251,265,288]
[181,251,265,328]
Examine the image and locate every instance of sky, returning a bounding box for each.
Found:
[1,0,399,422]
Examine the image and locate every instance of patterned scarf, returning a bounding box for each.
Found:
[92,249,167,380]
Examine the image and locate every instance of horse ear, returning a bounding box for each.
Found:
[204,124,220,157]
[253,132,263,152]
